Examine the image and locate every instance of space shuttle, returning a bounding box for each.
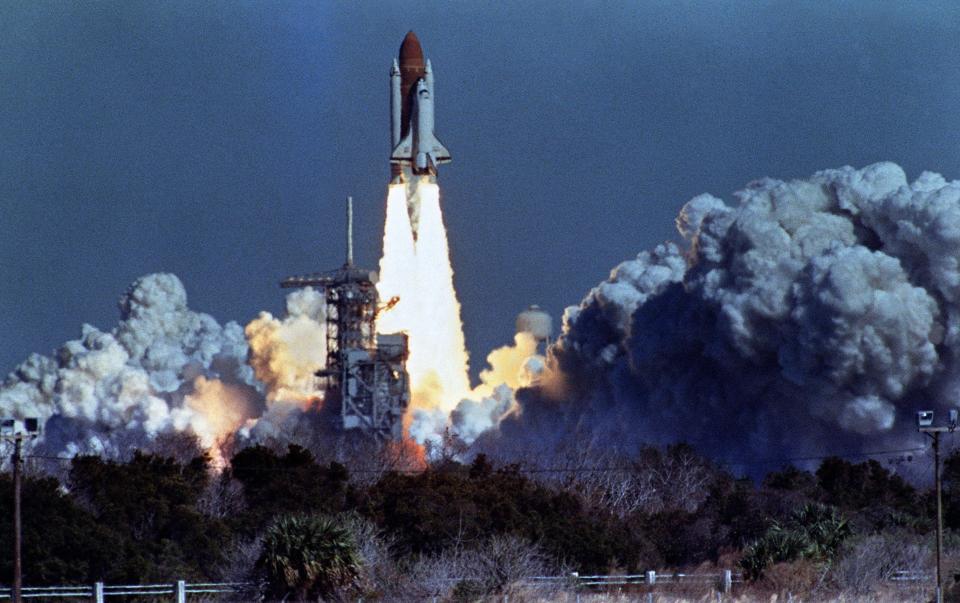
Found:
[390,31,451,183]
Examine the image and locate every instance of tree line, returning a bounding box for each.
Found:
[0,439,955,600]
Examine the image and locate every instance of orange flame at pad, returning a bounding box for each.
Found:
[183,376,259,466]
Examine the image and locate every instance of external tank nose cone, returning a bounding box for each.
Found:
[399,31,424,64]
[397,31,426,141]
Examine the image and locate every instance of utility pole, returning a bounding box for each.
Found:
[933,430,943,603]
[1,418,40,603]
[917,410,956,603]
[12,437,22,603]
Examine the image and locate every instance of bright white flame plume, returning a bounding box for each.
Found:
[377,182,472,436]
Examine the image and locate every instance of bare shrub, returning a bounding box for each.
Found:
[570,444,714,517]
[830,532,930,596]
[196,472,245,518]
[338,512,401,599]
[390,534,560,601]
[215,534,264,598]
[396,547,474,600]
[490,441,715,519]
[472,534,556,595]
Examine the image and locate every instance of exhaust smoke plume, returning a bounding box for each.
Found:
[446,332,544,446]
[0,274,332,460]
[235,286,330,447]
[0,274,261,458]
[489,163,953,464]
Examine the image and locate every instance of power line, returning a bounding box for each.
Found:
[16,445,926,475]
[715,446,925,467]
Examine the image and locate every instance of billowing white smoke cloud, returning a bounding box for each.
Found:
[0,274,261,457]
[0,274,331,460]
[492,163,956,464]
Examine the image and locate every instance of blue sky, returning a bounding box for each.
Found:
[3,1,960,377]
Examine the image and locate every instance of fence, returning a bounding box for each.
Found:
[0,574,740,601]
[0,570,929,601]
[525,570,742,593]
[0,581,253,602]
[890,569,932,583]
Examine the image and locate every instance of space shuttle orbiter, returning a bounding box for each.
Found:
[390,31,451,183]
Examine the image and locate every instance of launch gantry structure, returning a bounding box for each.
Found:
[281,197,409,440]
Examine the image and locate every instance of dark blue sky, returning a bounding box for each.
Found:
[3,2,960,377]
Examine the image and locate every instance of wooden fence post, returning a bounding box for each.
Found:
[647,570,656,585]
[722,569,732,594]
[94,582,104,603]
[175,580,186,603]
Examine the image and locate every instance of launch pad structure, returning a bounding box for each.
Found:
[281,197,410,440]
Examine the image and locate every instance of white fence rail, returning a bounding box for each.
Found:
[0,574,741,601]
[0,580,254,601]
[524,570,742,592]
[0,570,930,601]
[890,569,932,583]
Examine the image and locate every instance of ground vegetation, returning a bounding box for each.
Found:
[0,443,953,600]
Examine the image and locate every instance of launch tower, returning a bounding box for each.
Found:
[281,198,410,440]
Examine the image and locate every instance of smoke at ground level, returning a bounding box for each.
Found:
[485,163,954,472]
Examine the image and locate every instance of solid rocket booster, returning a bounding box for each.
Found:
[390,31,451,183]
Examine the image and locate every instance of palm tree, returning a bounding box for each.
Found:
[740,503,851,580]
[791,503,850,559]
[257,513,361,601]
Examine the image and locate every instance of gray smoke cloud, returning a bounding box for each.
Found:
[490,163,953,465]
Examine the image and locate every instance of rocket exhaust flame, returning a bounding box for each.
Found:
[377,182,471,431]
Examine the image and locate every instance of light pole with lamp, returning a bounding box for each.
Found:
[1,418,40,603]
[917,409,957,603]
